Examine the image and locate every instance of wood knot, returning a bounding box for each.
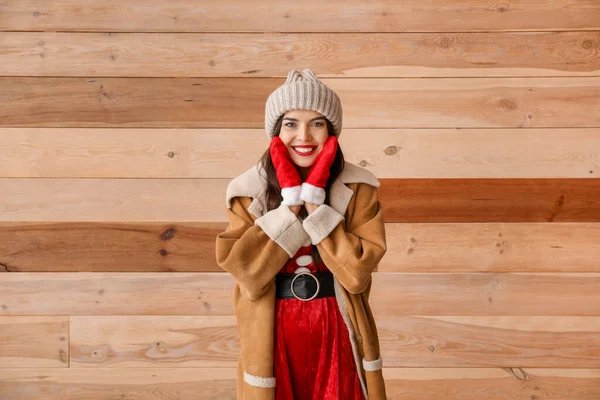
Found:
[159,249,168,256]
[438,37,451,49]
[499,99,517,110]
[359,160,368,167]
[384,146,400,155]
[582,40,594,49]
[161,228,175,240]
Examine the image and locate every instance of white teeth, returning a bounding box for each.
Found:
[295,147,314,153]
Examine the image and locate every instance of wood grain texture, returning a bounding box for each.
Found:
[2,177,599,222]
[0,368,598,399]
[378,178,600,222]
[2,77,600,128]
[0,317,68,368]
[2,221,600,273]
[1,0,599,32]
[70,316,239,368]
[0,273,233,316]
[1,127,599,179]
[3,272,599,316]
[0,222,225,272]
[68,316,600,368]
[2,32,600,77]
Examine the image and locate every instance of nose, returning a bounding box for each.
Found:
[297,124,312,141]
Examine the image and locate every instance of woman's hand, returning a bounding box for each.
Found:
[304,202,319,215]
[289,205,301,215]
[270,137,303,206]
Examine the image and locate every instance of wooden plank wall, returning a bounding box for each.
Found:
[1,1,600,398]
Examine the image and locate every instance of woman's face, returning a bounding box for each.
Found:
[278,109,330,168]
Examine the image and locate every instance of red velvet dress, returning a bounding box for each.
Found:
[274,244,365,400]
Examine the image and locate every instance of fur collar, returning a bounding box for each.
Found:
[225,162,381,218]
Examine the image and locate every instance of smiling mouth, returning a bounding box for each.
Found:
[292,146,316,157]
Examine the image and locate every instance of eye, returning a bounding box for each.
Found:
[284,122,296,128]
[312,122,324,127]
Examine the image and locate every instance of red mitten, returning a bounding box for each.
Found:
[270,137,303,206]
[300,136,338,205]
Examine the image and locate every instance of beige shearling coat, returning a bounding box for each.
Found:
[215,161,388,399]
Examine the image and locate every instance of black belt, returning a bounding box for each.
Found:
[275,271,335,301]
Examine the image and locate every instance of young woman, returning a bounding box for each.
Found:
[216,69,388,400]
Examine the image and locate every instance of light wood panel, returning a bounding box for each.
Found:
[69,316,239,368]
[1,128,599,179]
[1,1,599,32]
[0,368,598,399]
[68,316,600,368]
[0,273,233,316]
[2,77,600,128]
[2,32,600,77]
[0,317,68,368]
[2,222,600,273]
[2,177,599,222]
[3,272,599,316]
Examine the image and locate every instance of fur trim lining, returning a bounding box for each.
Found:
[333,278,369,399]
[225,161,380,211]
[299,182,326,204]
[363,356,383,372]
[243,371,276,388]
[281,185,303,206]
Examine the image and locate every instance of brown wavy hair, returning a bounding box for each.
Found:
[257,114,345,267]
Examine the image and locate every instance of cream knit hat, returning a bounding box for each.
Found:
[264,69,343,139]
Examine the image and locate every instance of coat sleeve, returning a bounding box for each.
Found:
[215,196,310,301]
[302,183,387,294]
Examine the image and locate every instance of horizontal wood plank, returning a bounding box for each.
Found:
[0,368,598,399]
[0,222,224,272]
[2,32,600,77]
[1,177,599,222]
[0,273,233,316]
[2,272,599,316]
[0,317,68,368]
[70,316,239,368]
[2,221,600,273]
[68,316,600,368]
[1,0,598,32]
[1,127,599,179]
[2,77,600,128]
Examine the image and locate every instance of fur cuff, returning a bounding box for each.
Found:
[300,182,326,205]
[281,185,303,206]
[243,371,276,388]
[255,204,310,257]
[362,356,383,371]
[302,204,345,245]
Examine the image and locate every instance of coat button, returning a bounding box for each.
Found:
[294,267,311,274]
[355,334,363,343]
[296,255,313,267]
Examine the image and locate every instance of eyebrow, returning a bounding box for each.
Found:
[282,116,326,122]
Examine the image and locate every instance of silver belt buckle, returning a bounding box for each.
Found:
[290,272,320,301]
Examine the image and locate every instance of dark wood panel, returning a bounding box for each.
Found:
[1,0,598,32]
[379,178,600,222]
[2,32,600,77]
[3,219,600,273]
[0,222,223,272]
[2,77,600,128]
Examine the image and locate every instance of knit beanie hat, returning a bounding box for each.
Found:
[264,69,343,139]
